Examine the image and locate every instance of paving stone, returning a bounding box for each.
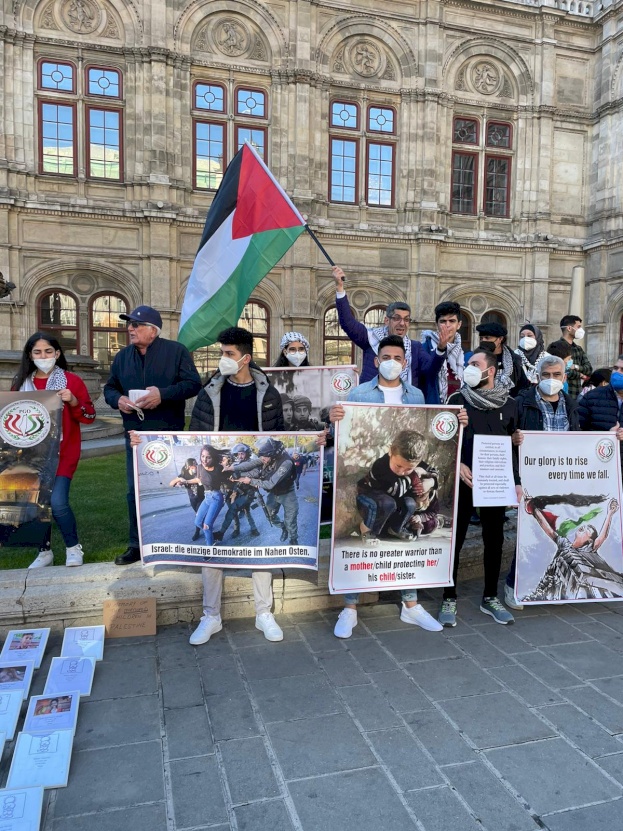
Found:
[169,755,227,829]
[73,695,160,750]
[193,632,235,662]
[54,741,165,816]
[206,691,260,741]
[234,800,294,831]
[444,760,541,831]
[196,652,239,672]
[478,625,538,654]
[402,710,475,765]
[52,803,168,831]
[405,656,503,700]
[288,767,416,831]
[368,670,433,713]
[267,713,376,779]
[316,649,372,686]
[440,692,555,749]
[594,753,623,785]
[453,598,497,627]
[220,736,280,803]
[104,641,157,661]
[536,703,623,758]
[449,633,513,668]
[592,676,623,705]
[592,613,623,635]
[514,652,585,689]
[543,642,620,680]
[157,638,199,671]
[344,639,397,672]
[89,656,158,700]
[490,665,562,706]
[375,630,462,663]
[161,666,204,709]
[572,622,623,653]
[513,617,591,647]
[339,683,401,730]
[296,621,345,651]
[485,738,620,814]
[406,785,482,831]
[238,642,316,680]
[165,704,214,759]
[366,727,443,792]
[542,799,623,831]
[231,626,301,648]
[564,686,623,734]
[250,673,344,723]
[199,663,245,696]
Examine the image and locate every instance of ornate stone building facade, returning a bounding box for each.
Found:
[1,0,623,373]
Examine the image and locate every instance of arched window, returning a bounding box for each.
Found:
[459,308,473,353]
[481,309,508,330]
[363,305,386,329]
[323,306,354,365]
[193,301,270,376]
[90,293,128,372]
[38,290,78,354]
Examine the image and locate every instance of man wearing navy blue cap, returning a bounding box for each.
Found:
[104,305,202,564]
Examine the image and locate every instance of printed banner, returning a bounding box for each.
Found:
[329,403,462,594]
[0,391,62,548]
[135,432,322,569]
[516,431,623,604]
[264,365,359,523]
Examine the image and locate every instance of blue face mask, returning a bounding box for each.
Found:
[611,372,623,391]
[565,359,573,371]
[562,381,569,394]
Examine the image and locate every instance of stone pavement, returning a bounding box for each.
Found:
[4,581,623,831]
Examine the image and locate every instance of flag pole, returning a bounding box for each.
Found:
[305,225,336,268]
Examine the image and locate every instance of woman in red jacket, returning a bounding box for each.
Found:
[13,333,96,568]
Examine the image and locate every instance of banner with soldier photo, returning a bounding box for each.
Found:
[329,403,463,594]
[135,432,323,569]
[516,431,623,605]
[0,391,62,548]
[264,365,358,523]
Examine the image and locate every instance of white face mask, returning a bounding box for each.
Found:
[378,360,403,382]
[539,378,564,396]
[286,351,306,367]
[463,365,484,388]
[219,356,244,376]
[33,358,56,374]
[574,327,585,340]
[519,337,537,351]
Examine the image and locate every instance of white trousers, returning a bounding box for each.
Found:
[201,569,273,617]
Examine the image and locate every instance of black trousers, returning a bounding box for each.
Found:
[443,481,506,600]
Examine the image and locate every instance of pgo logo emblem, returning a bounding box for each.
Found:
[431,411,459,441]
[142,441,172,470]
[596,438,615,463]
[0,400,51,448]
[331,372,354,396]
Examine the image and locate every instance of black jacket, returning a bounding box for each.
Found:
[104,337,201,432]
[578,385,623,433]
[190,364,284,432]
[515,387,580,431]
[448,390,520,484]
[504,348,531,394]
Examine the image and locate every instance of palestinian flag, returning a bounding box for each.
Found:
[178,142,306,351]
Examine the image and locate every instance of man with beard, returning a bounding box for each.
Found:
[476,321,530,394]
[439,344,522,627]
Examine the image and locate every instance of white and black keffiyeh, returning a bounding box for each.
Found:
[460,379,510,411]
[20,366,67,392]
[514,349,548,384]
[421,329,464,402]
[368,325,412,383]
[495,345,516,391]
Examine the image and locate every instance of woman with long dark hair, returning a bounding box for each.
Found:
[273,332,311,367]
[184,445,225,545]
[12,332,96,567]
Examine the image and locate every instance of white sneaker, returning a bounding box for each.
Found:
[28,549,53,568]
[65,544,84,567]
[400,602,443,632]
[255,613,284,642]
[334,607,358,639]
[504,583,524,611]
[189,615,222,645]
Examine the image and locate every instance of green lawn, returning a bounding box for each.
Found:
[0,453,128,570]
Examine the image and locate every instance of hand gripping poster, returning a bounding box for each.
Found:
[516,431,623,604]
[135,432,323,569]
[329,403,463,594]
[0,391,62,548]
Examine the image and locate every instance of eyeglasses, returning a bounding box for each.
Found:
[128,321,152,329]
[389,315,412,325]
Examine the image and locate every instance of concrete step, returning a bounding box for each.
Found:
[80,416,124,442]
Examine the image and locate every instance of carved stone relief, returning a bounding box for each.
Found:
[194,15,269,63]
[472,61,500,95]
[332,37,390,81]
[454,58,515,101]
[61,0,102,35]
[36,0,121,41]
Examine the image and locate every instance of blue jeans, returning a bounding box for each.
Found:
[344,590,418,604]
[195,491,225,545]
[357,491,416,536]
[41,476,78,549]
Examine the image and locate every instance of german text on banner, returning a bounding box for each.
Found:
[135,432,322,569]
[516,431,623,604]
[178,142,306,351]
[329,403,463,594]
[0,391,63,548]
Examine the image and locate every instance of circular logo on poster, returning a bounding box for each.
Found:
[431,411,459,441]
[596,438,615,463]
[0,400,51,448]
[331,372,354,397]
[142,441,172,470]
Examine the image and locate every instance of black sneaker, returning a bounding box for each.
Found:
[114,547,141,566]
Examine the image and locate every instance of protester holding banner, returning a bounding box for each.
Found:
[274,332,311,368]
[104,305,202,565]
[332,266,451,394]
[13,333,96,568]
[420,302,464,404]
[476,322,530,393]
[441,344,521,627]
[514,324,548,386]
